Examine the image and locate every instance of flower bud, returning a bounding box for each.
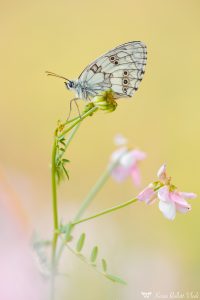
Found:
[92,90,117,112]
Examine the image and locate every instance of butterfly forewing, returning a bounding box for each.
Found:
[78,41,147,100]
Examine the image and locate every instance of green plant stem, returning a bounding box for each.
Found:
[58,106,98,140]
[72,197,138,226]
[51,123,81,263]
[56,196,138,268]
[73,160,122,222]
[64,123,81,149]
[51,138,58,300]
[63,115,80,125]
[63,242,112,281]
[50,106,98,299]
[55,156,124,265]
[51,106,97,264]
[51,138,59,267]
[55,150,129,266]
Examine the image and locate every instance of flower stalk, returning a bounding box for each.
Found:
[50,137,59,300]
[50,105,99,299]
[58,106,98,140]
[72,197,138,226]
[51,138,59,269]
[55,153,128,266]
[73,158,125,223]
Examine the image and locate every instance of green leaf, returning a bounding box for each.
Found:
[62,159,70,163]
[101,259,107,272]
[57,135,66,141]
[90,246,98,263]
[76,233,85,252]
[56,160,61,166]
[59,140,66,146]
[62,165,69,180]
[105,274,127,285]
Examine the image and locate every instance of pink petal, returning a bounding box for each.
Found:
[131,149,147,161]
[120,149,146,168]
[170,191,190,207]
[146,197,157,205]
[175,203,191,214]
[157,163,167,180]
[111,166,130,182]
[110,147,127,163]
[179,192,197,200]
[157,186,171,202]
[131,165,141,186]
[120,151,137,168]
[137,187,155,202]
[159,200,176,220]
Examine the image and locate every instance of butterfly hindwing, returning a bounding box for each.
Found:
[78,41,147,100]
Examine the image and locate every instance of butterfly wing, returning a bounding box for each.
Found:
[78,41,147,100]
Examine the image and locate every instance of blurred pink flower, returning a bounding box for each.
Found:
[138,164,197,220]
[0,170,48,300]
[110,135,146,186]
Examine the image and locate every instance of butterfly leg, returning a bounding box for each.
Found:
[66,97,81,121]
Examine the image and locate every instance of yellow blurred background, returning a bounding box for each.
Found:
[0,0,200,299]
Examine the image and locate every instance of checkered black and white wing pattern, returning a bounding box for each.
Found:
[78,41,147,100]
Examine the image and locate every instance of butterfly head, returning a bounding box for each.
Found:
[65,80,76,90]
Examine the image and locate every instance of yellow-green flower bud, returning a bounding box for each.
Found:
[92,90,117,112]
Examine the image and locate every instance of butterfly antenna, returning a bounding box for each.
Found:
[45,71,70,82]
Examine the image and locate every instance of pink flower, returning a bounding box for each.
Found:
[137,186,156,204]
[138,164,197,220]
[158,186,196,220]
[157,163,167,181]
[110,135,146,186]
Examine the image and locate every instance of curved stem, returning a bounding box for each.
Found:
[56,197,138,267]
[51,139,59,264]
[71,197,138,226]
[50,105,98,299]
[63,115,80,125]
[50,138,59,300]
[51,106,97,264]
[55,150,129,265]
[64,123,81,149]
[55,164,116,266]
[73,160,121,222]
[58,107,98,140]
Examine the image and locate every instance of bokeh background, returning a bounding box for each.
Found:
[1,0,200,299]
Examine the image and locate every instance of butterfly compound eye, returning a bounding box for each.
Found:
[65,81,74,89]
